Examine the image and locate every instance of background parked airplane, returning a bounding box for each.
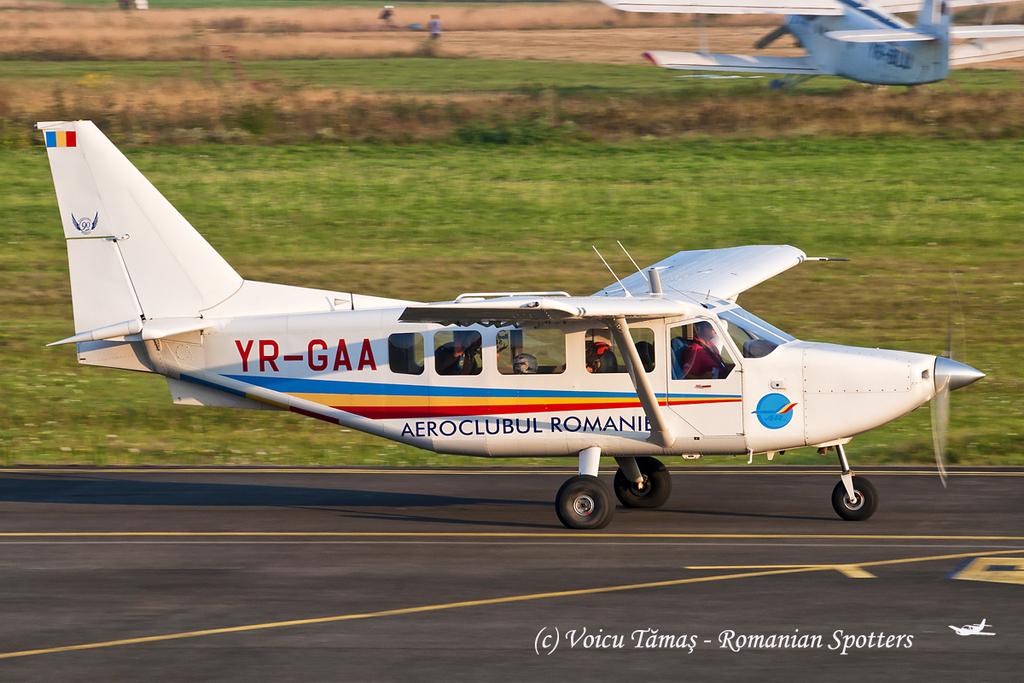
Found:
[602,0,1024,86]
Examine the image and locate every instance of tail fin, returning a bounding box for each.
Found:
[37,121,242,334]
[917,0,951,34]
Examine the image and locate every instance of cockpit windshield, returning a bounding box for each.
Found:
[717,307,795,358]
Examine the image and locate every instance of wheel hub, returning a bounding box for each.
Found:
[573,494,595,517]
[845,492,864,510]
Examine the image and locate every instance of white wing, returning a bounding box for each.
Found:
[876,0,1019,12]
[951,35,1024,63]
[826,28,937,41]
[601,0,842,14]
[951,24,1024,39]
[594,245,808,301]
[644,50,822,73]
[399,296,693,326]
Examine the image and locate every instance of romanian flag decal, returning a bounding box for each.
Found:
[44,130,77,148]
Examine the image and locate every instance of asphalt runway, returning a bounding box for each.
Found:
[0,466,1020,681]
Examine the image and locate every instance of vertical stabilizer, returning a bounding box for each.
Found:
[37,121,243,333]
[917,0,951,34]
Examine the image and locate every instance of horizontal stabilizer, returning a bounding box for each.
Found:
[601,0,842,14]
[826,29,937,42]
[952,25,1024,40]
[49,317,212,346]
[951,35,1024,64]
[644,50,821,74]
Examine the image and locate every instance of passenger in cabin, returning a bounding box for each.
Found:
[635,340,655,373]
[435,331,482,376]
[585,340,618,374]
[513,353,538,374]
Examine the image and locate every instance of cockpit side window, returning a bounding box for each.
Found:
[670,321,735,380]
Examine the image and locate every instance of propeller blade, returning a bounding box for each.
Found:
[755,25,790,49]
[931,374,950,488]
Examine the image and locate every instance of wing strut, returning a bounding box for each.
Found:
[607,316,675,449]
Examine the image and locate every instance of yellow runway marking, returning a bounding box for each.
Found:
[0,531,1023,541]
[685,564,877,578]
[0,468,1021,476]
[951,557,1024,586]
[0,548,1019,661]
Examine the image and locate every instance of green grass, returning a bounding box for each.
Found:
[2,58,1021,96]
[1,138,1022,467]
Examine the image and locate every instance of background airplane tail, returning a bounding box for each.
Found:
[917,0,951,35]
[37,121,243,335]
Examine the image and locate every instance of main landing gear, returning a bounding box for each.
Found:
[830,444,878,521]
[555,448,672,529]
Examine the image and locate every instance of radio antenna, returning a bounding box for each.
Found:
[593,245,632,297]
[617,240,649,284]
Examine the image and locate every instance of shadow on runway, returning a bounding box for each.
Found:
[666,507,836,522]
[0,475,545,511]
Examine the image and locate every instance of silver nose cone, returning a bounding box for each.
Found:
[934,357,985,392]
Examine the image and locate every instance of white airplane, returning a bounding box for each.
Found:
[601,0,1024,86]
[949,619,995,636]
[38,121,985,529]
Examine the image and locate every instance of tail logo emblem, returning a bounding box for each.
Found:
[72,212,99,234]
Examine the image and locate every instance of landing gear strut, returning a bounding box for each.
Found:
[555,447,614,529]
[830,444,878,521]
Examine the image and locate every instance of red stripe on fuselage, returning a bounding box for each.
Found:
[329,398,741,420]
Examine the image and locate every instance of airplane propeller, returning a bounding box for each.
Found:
[754,25,790,50]
[930,313,984,487]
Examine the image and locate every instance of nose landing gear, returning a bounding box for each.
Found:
[830,444,878,521]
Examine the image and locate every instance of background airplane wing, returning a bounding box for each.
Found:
[594,244,808,300]
[950,35,1024,63]
[875,0,1018,12]
[951,24,1024,39]
[644,51,822,73]
[601,0,843,14]
[826,28,937,41]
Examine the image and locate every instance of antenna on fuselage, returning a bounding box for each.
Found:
[618,240,662,295]
[593,245,632,297]
[617,240,648,282]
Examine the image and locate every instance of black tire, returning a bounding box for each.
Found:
[613,457,672,509]
[555,475,615,530]
[831,476,878,521]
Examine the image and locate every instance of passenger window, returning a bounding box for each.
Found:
[388,333,424,375]
[670,321,735,380]
[584,328,656,374]
[496,328,566,375]
[434,330,482,376]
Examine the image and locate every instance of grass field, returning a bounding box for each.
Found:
[3,58,1023,147]
[2,138,1020,467]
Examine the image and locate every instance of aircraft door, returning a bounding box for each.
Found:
[665,320,745,449]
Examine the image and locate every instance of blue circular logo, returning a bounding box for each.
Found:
[753,393,796,430]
